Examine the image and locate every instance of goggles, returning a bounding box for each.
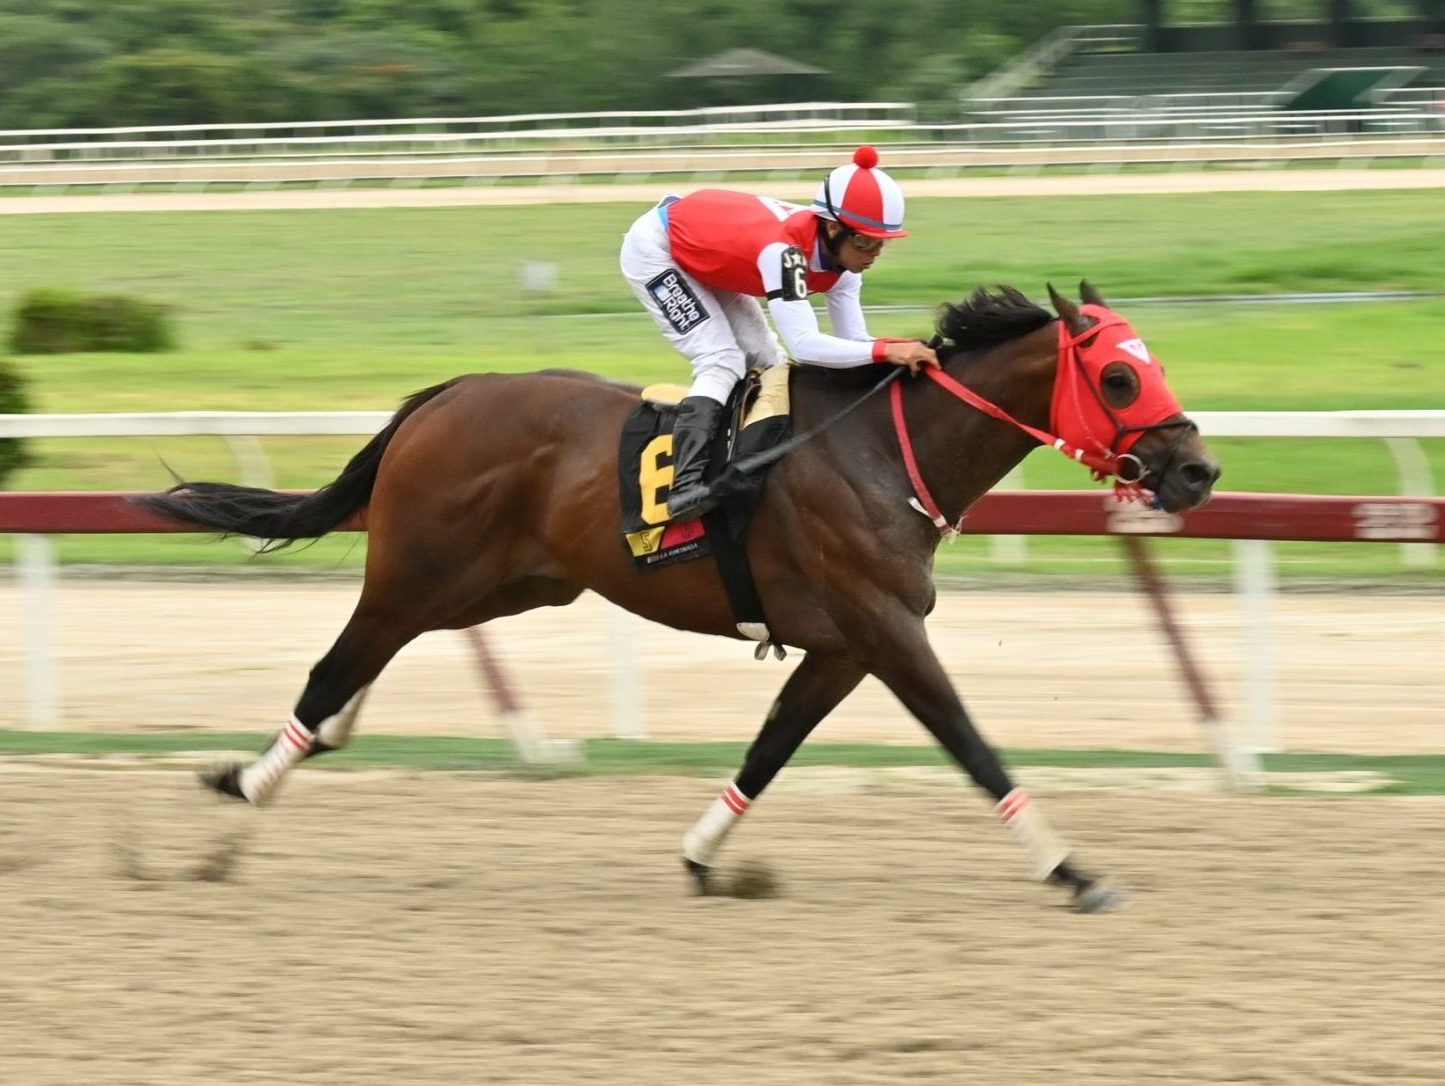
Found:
[845,231,886,253]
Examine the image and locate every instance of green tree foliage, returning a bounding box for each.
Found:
[0,359,30,488]
[0,0,1422,128]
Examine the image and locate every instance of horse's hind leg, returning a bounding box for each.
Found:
[682,650,865,892]
[206,574,583,806]
[205,598,426,805]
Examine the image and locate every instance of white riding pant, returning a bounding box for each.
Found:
[620,205,787,406]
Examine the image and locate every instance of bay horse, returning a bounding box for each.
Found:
[140,283,1219,913]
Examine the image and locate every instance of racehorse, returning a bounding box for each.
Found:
[140,283,1219,913]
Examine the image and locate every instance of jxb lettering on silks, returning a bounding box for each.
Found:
[646,269,709,335]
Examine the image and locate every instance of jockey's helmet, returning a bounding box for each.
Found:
[811,145,907,239]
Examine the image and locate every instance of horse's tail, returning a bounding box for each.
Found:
[135,379,460,550]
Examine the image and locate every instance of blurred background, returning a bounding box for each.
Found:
[0,0,1440,749]
[0,0,1438,126]
[4,10,1445,1081]
[0,0,1441,567]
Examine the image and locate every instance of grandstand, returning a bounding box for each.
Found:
[964,18,1445,127]
[1018,46,1438,100]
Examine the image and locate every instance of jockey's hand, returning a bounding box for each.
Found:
[883,340,940,376]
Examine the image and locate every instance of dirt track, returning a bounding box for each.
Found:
[2,769,1443,1085]
[1,166,1440,215]
[1,577,1442,1086]
[2,580,1439,755]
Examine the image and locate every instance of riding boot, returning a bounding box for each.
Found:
[666,395,726,521]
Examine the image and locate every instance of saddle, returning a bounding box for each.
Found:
[617,365,793,652]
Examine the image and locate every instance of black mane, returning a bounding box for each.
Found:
[935,286,1053,351]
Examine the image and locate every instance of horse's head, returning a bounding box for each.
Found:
[1045,282,1220,513]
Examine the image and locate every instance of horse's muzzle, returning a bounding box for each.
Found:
[1157,454,1221,512]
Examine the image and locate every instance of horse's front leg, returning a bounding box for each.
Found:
[682,650,865,893]
[860,611,1126,914]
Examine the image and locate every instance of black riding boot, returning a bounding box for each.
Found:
[666,395,725,521]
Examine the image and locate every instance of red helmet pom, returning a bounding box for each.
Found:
[852,145,879,170]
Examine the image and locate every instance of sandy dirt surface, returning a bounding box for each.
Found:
[1,770,1442,1085]
[0,580,1441,755]
[0,167,1441,215]
[1,582,1441,1085]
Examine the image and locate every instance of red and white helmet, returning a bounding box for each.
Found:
[811,145,907,238]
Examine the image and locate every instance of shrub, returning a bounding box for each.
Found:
[0,357,31,487]
[9,288,175,354]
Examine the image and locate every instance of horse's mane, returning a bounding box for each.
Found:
[935,286,1053,351]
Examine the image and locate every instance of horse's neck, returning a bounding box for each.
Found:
[783,331,1053,536]
[894,331,1056,523]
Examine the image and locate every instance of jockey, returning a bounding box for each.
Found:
[619,145,939,521]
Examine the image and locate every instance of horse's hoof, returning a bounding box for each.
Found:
[199,763,250,803]
[1074,882,1130,914]
[683,857,713,895]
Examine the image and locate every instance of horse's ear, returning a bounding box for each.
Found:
[1079,280,1107,308]
[1047,282,1090,336]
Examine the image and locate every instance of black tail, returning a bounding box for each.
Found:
[134,379,459,550]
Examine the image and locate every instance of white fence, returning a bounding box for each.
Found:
[2,407,1439,491]
[0,102,919,153]
[0,410,1440,756]
[0,100,1441,189]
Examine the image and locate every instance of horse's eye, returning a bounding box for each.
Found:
[1100,363,1140,408]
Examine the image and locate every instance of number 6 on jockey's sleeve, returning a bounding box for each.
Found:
[779,246,808,302]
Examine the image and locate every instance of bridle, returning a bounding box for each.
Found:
[892,309,1198,536]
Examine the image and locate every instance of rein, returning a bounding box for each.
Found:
[704,365,906,499]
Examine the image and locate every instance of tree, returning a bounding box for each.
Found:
[91,48,274,126]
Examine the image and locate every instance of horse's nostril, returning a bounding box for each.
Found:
[1181,460,1220,492]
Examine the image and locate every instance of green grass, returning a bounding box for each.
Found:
[3,730,1443,793]
[1,187,1442,576]
[8,190,1445,340]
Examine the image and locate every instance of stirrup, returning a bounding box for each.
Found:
[738,621,786,660]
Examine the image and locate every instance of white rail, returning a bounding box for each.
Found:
[1,410,1439,755]
[1,407,1437,548]
[0,102,918,146]
[3,409,1443,440]
[0,103,1440,189]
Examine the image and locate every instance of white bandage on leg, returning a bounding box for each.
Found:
[315,686,370,750]
[682,782,751,866]
[995,788,1068,881]
[237,715,313,806]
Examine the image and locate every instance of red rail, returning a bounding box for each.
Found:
[0,490,1439,543]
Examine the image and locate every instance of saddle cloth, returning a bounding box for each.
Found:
[617,364,791,569]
